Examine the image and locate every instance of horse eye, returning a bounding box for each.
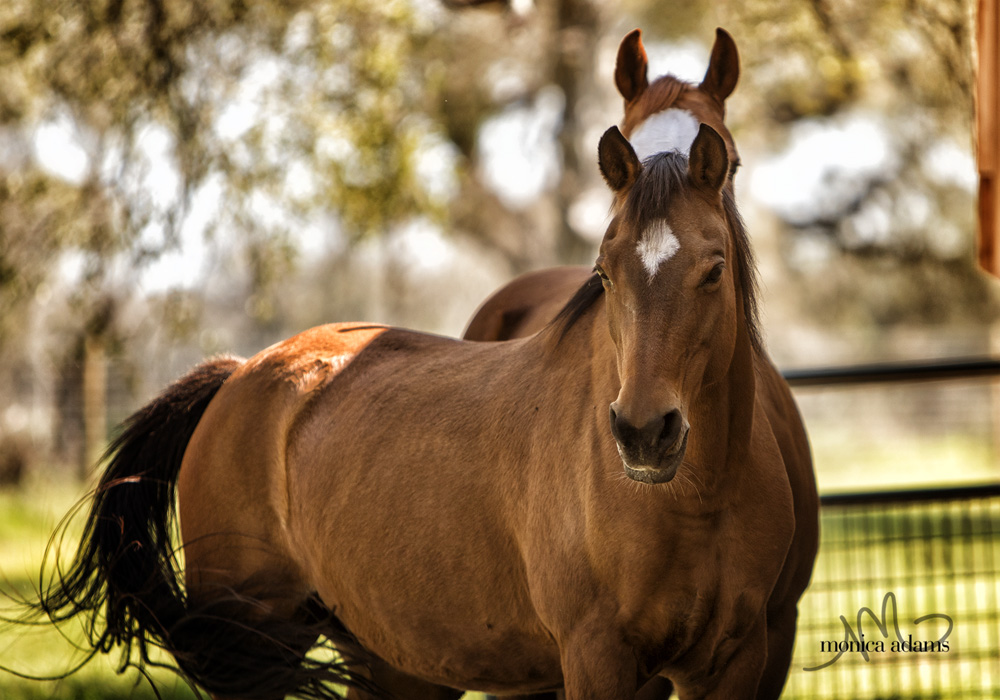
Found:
[702,263,725,287]
[595,266,610,283]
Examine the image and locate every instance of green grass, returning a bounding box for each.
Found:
[808,427,999,494]
[0,481,202,700]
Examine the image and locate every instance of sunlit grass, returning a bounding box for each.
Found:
[0,481,197,699]
[809,427,999,493]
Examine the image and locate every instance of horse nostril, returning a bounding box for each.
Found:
[660,409,683,448]
[609,404,624,442]
[609,404,640,445]
[611,404,686,463]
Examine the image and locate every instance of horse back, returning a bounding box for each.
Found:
[463,266,593,341]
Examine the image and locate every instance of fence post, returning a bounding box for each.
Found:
[81,333,107,480]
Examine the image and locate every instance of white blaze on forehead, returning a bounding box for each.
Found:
[629,109,701,161]
[637,221,680,280]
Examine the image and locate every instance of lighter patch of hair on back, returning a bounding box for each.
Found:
[637,221,680,280]
[629,108,700,161]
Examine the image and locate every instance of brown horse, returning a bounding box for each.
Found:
[482,35,740,700]
[463,27,741,345]
[466,29,817,700]
[31,125,809,700]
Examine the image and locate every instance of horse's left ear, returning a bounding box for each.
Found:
[615,29,649,103]
[599,126,641,193]
[700,28,739,103]
[688,124,729,194]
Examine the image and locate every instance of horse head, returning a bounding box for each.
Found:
[596,123,742,485]
[616,28,741,185]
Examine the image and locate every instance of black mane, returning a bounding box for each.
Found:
[550,271,605,340]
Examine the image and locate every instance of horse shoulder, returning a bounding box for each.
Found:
[753,354,820,607]
[689,375,796,611]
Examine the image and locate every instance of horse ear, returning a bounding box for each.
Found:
[688,124,728,194]
[615,29,649,103]
[700,28,739,102]
[599,126,641,193]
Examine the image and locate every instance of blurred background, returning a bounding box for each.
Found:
[0,0,998,698]
[0,0,993,490]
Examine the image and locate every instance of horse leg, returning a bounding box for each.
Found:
[202,604,322,700]
[183,568,325,700]
[344,654,464,700]
[754,603,798,700]
[559,632,637,700]
[181,528,371,700]
[674,616,767,700]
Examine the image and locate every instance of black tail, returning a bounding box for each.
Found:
[24,356,378,699]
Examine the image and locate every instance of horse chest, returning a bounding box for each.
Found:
[625,546,763,631]
[605,504,786,670]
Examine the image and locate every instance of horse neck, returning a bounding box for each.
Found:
[690,252,760,496]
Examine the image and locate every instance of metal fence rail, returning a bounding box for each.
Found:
[780,358,1000,698]
[784,485,1000,699]
[783,357,1000,387]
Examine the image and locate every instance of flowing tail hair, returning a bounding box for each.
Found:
[18,356,377,699]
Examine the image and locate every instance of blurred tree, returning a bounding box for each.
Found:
[432,0,607,269]
[0,0,453,475]
[0,0,455,325]
[0,0,994,479]
[718,0,997,329]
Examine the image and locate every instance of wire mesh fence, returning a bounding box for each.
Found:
[783,485,1000,699]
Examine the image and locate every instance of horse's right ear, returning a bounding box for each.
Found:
[700,28,739,103]
[688,124,728,194]
[599,126,641,193]
[615,29,649,103]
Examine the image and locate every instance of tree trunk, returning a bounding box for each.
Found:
[81,333,107,480]
[553,0,602,264]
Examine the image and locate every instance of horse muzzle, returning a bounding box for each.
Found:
[609,403,689,484]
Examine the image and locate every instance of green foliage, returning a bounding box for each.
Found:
[726,0,973,127]
[0,0,453,332]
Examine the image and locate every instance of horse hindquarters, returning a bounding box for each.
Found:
[175,361,387,700]
[29,357,320,698]
[30,351,376,700]
[462,266,593,341]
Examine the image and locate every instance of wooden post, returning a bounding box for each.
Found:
[978,0,1000,276]
[81,333,107,480]
[978,0,1000,475]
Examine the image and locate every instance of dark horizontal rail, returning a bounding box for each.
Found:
[783,357,1000,387]
[820,482,1000,506]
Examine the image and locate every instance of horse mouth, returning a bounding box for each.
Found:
[619,433,688,484]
